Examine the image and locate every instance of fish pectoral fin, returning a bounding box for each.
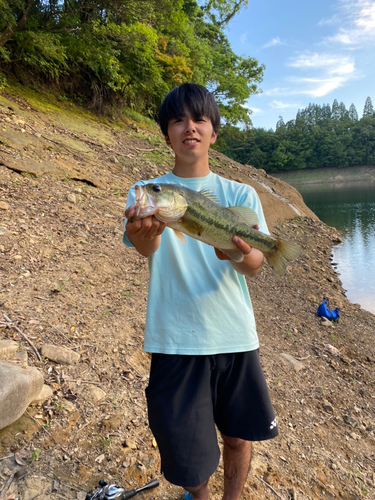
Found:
[172,230,186,243]
[199,190,221,205]
[228,206,259,227]
[220,248,245,263]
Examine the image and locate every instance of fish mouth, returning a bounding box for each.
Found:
[132,185,158,218]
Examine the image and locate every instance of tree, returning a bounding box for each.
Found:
[215,97,375,172]
[0,0,35,47]
[0,0,265,124]
[331,99,341,120]
[348,104,358,122]
[339,101,348,120]
[363,97,374,117]
[276,116,285,130]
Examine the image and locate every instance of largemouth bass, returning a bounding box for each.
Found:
[128,183,302,276]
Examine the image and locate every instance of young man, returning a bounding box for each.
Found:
[123,84,278,500]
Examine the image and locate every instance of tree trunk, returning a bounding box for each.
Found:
[0,0,36,47]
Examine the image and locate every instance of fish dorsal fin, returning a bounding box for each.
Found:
[228,206,259,227]
[199,190,221,205]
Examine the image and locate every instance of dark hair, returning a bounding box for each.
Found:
[157,83,221,136]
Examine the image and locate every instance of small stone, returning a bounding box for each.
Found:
[279,353,305,372]
[41,344,80,364]
[325,344,340,356]
[0,227,9,236]
[108,155,119,164]
[320,317,332,326]
[0,201,9,210]
[322,402,334,414]
[343,415,357,427]
[67,193,77,204]
[33,384,54,403]
[95,454,105,464]
[124,438,137,450]
[81,385,107,403]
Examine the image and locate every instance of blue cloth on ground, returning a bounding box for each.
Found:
[317,299,340,321]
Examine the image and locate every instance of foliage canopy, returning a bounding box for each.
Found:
[0,0,263,125]
[215,98,375,172]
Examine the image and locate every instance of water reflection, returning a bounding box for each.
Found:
[296,183,375,314]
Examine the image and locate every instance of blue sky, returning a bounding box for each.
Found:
[225,0,375,130]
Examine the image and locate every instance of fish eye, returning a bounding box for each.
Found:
[153,184,161,192]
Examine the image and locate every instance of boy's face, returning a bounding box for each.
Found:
[165,110,217,165]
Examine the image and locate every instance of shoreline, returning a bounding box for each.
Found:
[271,164,375,186]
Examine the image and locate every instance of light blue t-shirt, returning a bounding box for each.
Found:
[123,171,269,355]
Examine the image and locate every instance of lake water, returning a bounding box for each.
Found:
[295,183,375,315]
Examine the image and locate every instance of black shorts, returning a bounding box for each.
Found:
[145,350,278,487]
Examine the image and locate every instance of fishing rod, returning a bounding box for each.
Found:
[86,478,159,500]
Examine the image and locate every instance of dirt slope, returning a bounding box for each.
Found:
[0,89,374,500]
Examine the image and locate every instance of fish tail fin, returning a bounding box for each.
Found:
[266,238,302,276]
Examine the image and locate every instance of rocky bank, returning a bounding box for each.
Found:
[0,89,374,500]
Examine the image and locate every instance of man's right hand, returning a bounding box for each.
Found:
[125,205,166,256]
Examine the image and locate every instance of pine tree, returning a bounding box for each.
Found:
[339,102,348,119]
[348,104,358,121]
[363,97,374,117]
[276,116,285,130]
[331,99,340,120]
[321,104,331,121]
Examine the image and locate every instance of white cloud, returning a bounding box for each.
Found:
[288,52,355,73]
[324,0,375,47]
[285,51,357,97]
[249,107,263,114]
[265,87,293,96]
[263,37,284,49]
[269,100,300,110]
[290,76,349,97]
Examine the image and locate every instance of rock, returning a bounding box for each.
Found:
[0,201,9,210]
[279,353,305,372]
[41,344,80,364]
[0,360,44,430]
[101,413,122,431]
[0,340,19,359]
[23,488,42,500]
[0,227,10,235]
[67,193,77,203]
[108,155,119,164]
[11,349,28,368]
[343,415,357,427]
[320,317,332,326]
[95,453,106,463]
[81,384,106,402]
[322,401,334,414]
[124,438,137,450]
[325,344,340,356]
[33,384,54,403]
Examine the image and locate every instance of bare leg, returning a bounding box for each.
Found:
[184,480,210,500]
[221,434,252,500]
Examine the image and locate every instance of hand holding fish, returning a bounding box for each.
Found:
[215,232,265,277]
[125,204,166,257]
